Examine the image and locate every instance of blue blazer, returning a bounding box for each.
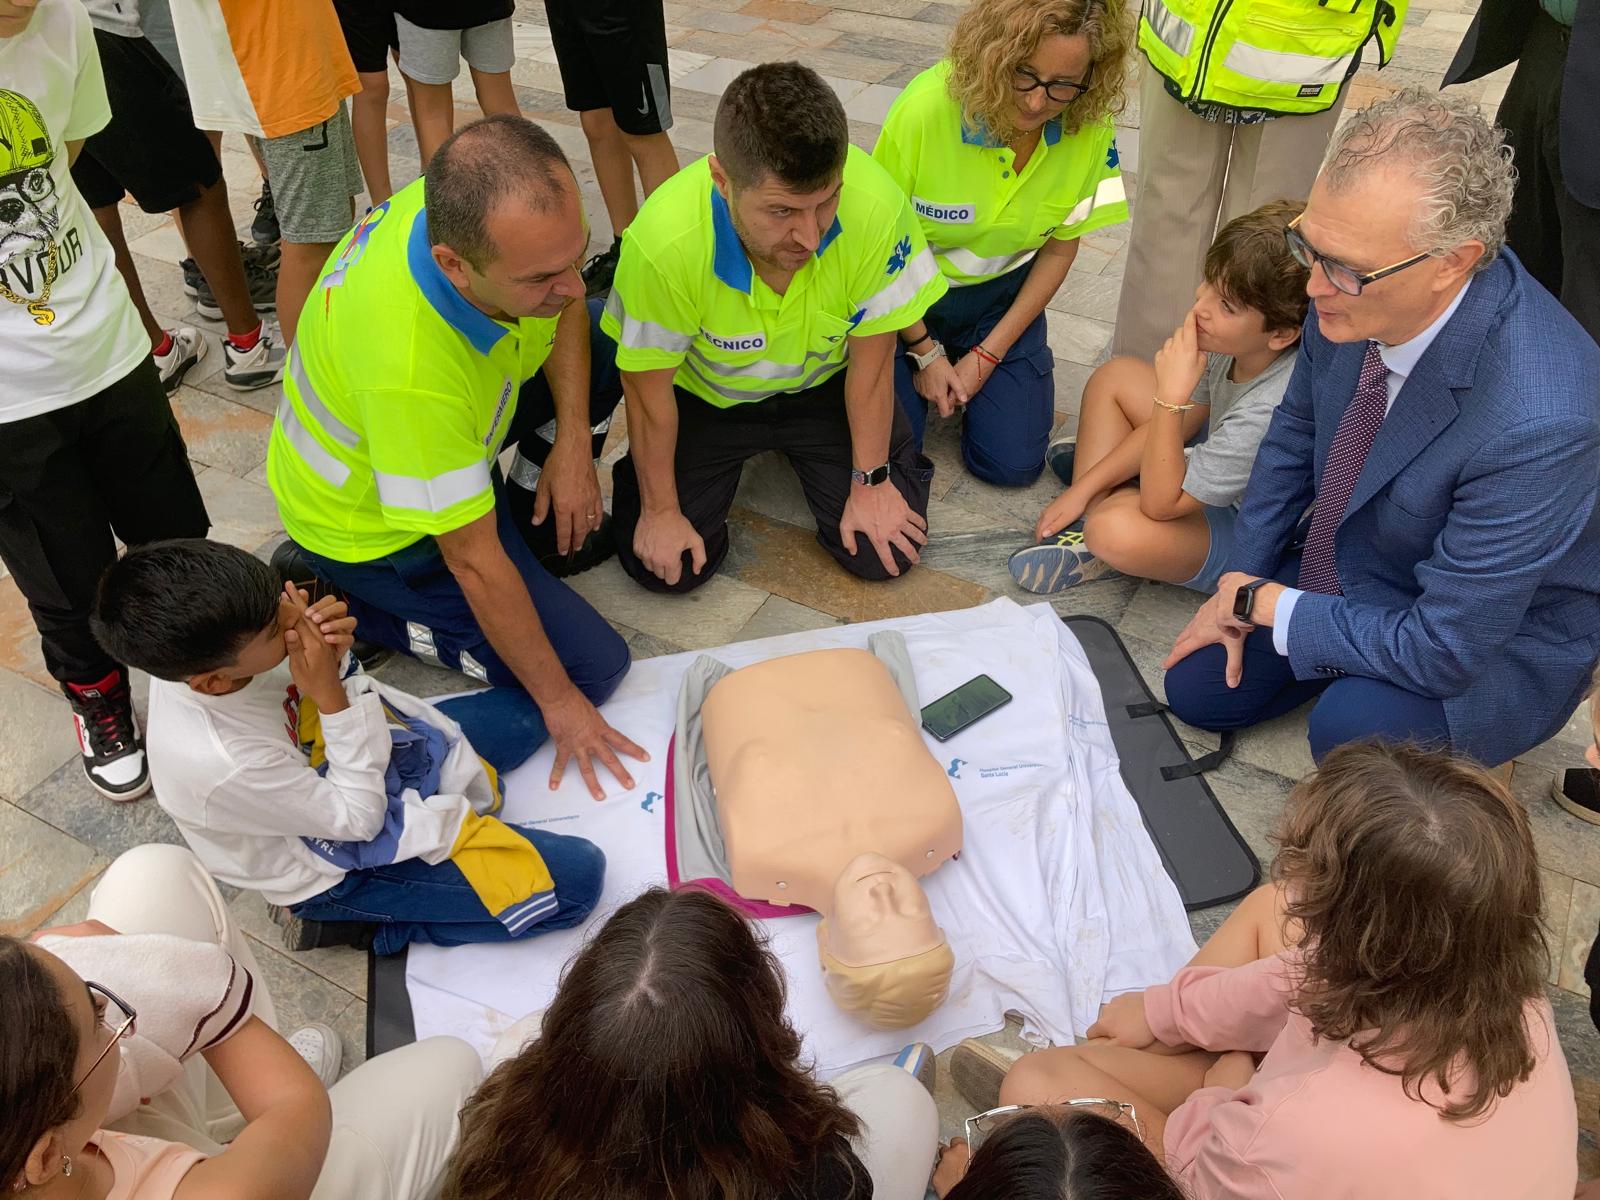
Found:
[1229,251,1600,765]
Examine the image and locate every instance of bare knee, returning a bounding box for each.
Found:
[580,108,625,145]
[1083,501,1142,570]
[1001,1046,1090,1106]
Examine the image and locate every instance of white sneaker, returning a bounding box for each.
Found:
[287,1022,343,1087]
[223,320,287,391]
[153,326,206,393]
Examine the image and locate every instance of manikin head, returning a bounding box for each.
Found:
[816,853,954,1029]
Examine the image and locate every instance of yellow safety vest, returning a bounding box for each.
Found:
[1138,0,1406,115]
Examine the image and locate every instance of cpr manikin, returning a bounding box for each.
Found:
[668,634,961,1028]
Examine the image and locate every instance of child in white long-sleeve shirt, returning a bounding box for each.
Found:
[91,537,606,955]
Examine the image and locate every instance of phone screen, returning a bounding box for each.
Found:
[921,674,1013,742]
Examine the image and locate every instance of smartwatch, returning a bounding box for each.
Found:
[851,463,892,487]
[1232,578,1268,623]
[907,341,946,372]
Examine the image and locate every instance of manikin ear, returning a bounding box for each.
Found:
[187,670,237,697]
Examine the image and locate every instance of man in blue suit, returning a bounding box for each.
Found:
[1162,88,1600,766]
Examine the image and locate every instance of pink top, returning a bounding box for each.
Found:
[1146,951,1577,1199]
[91,1130,205,1200]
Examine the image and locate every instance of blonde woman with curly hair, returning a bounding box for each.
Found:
[872,0,1133,487]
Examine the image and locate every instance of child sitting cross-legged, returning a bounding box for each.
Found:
[1008,199,1309,594]
[90,538,606,956]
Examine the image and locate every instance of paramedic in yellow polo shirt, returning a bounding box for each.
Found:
[873,0,1132,487]
[601,62,948,593]
[267,116,646,801]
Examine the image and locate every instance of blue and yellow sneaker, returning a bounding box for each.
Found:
[1006,525,1123,594]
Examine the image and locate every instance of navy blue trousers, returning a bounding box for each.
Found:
[1162,554,1453,762]
[893,266,1055,487]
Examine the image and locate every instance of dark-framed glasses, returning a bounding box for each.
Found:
[1012,65,1094,105]
[73,982,137,1093]
[1284,213,1434,297]
[964,1097,1144,1151]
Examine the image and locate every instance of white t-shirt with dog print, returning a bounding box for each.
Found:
[0,0,148,421]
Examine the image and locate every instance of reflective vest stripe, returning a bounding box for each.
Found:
[288,346,360,449]
[682,352,843,402]
[276,393,351,489]
[1144,0,1196,57]
[937,244,1038,283]
[372,460,492,514]
[1062,174,1128,228]
[1222,40,1356,86]
[603,290,695,353]
[859,247,940,322]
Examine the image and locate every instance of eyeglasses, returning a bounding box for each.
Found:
[73,982,137,1093]
[964,1098,1145,1152]
[1012,65,1094,105]
[1284,213,1434,297]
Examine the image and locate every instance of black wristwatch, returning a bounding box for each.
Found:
[851,463,892,487]
[1232,578,1268,622]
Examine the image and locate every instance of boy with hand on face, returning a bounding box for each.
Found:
[91,538,607,957]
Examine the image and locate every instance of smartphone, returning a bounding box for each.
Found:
[921,675,1013,742]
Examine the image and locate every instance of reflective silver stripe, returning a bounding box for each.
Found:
[1222,40,1354,86]
[529,414,614,443]
[507,450,541,490]
[683,352,843,402]
[859,246,939,323]
[685,342,837,384]
[605,289,694,353]
[459,650,489,682]
[1060,175,1128,227]
[373,461,492,513]
[407,622,443,665]
[938,244,1038,281]
[288,346,360,449]
[276,393,351,489]
[1142,0,1195,56]
[646,62,672,127]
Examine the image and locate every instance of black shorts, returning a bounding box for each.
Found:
[543,0,673,136]
[69,30,222,214]
[334,0,399,74]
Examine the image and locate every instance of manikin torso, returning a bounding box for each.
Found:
[701,647,962,965]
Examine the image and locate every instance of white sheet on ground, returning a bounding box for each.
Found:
[404,599,1196,1078]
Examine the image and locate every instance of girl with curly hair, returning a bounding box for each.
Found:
[951,743,1577,1198]
[872,0,1133,487]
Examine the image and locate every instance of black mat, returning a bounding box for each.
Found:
[1063,615,1259,913]
[367,616,1258,1053]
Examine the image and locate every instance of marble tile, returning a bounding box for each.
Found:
[0,578,53,690]
[672,55,759,97]
[230,889,369,1000]
[780,43,901,84]
[1045,309,1115,366]
[721,507,989,623]
[1514,696,1595,774]
[1196,754,1298,869]
[1547,982,1600,1082]
[567,560,769,649]
[196,469,286,554]
[916,2,968,22]
[1562,880,1600,998]
[16,759,185,862]
[842,82,906,126]
[0,801,108,936]
[667,47,717,82]
[731,452,815,528]
[1047,270,1125,323]
[171,386,275,478]
[1547,869,1579,987]
[0,668,78,801]
[245,929,362,1038]
[1116,579,1202,649]
[1514,763,1600,889]
[819,6,951,44]
[1046,576,1144,627]
[624,627,686,660]
[734,594,843,643]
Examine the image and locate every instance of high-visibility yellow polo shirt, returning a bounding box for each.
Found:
[266,178,559,563]
[600,147,947,408]
[871,61,1128,287]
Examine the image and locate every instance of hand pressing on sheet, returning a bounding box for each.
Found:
[282,583,358,716]
[1085,990,1157,1049]
[543,685,649,802]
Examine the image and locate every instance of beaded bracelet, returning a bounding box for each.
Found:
[1152,395,1199,413]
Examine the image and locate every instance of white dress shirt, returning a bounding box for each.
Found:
[1270,283,1471,654]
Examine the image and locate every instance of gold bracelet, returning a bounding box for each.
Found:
[1153,395,1198,413]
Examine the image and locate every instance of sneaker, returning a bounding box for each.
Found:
[280,913,377,952]
[581,236,621,298]
[949,1038,1022,1112]
[287,1022,343,1086]
[152,325,206,393]
[252,178,280,246]
[269,540,394,671]
[1006,525,1124,595]
[1552,768,1600,826]
[183,253,279,321]
[1046,432,1077,485]
[893,1041,938,1095]
[223,320,287,391]
[62,668,151,802]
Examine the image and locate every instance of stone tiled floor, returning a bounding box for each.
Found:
[3,0,1596,1170]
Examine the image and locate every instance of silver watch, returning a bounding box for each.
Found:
[907,340,946,372]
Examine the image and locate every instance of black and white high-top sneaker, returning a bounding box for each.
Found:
[61,668,151,802]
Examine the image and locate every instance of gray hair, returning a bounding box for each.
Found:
[425,114,572,269]
[1319,87,1515,271]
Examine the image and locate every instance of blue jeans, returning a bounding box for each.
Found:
[292,824,606,955]
[893,266,1055,487]
[1163,552,1452,762]
[432,687,546,775]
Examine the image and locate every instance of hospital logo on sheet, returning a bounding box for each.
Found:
[947,757,1045,781]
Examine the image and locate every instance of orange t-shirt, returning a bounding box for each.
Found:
[92,1131,206,1200]
[169,0,359,139]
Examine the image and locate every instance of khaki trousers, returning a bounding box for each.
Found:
[95,844,484,1200]
[1112,65,1346,360]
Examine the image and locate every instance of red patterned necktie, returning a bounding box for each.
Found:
[1297,340,1389,596]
